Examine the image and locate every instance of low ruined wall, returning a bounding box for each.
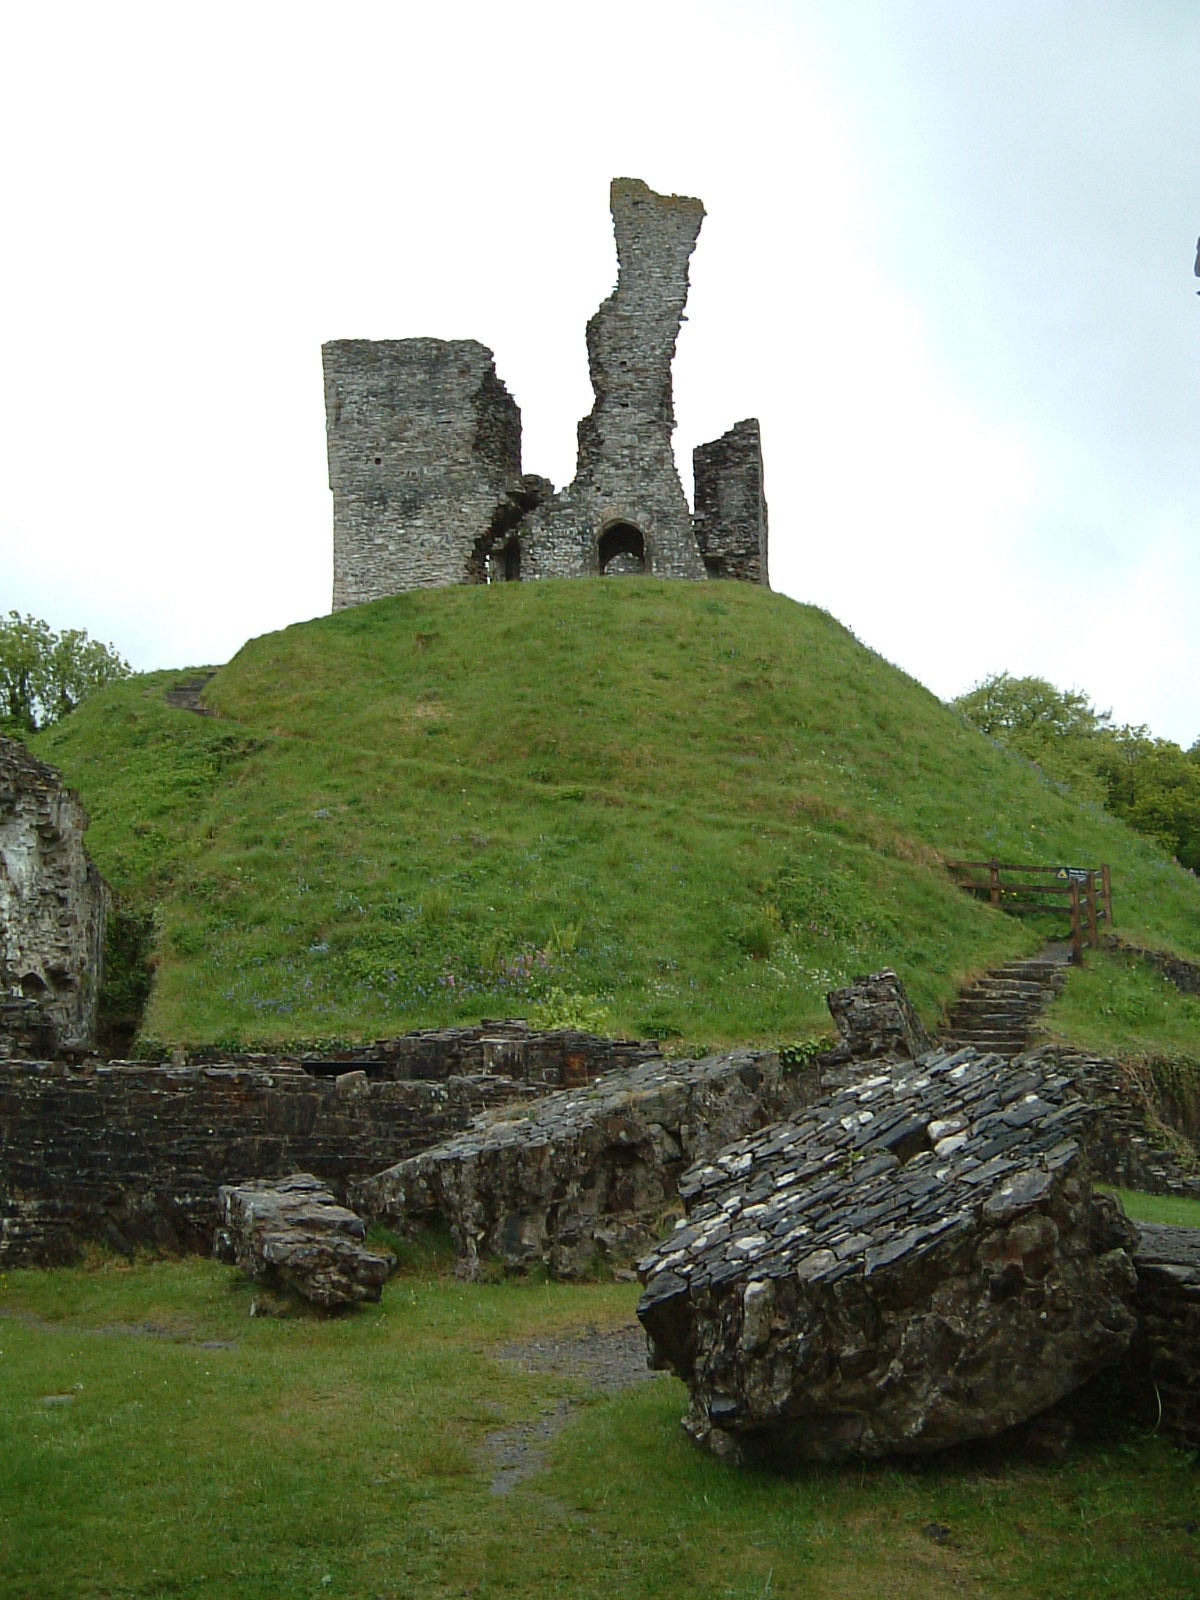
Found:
[208,1021,659,1087]
[1048,1048,1200,1197]
[0,1027,661,1265]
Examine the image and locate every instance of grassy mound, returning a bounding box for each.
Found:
[31,579,1200,1051]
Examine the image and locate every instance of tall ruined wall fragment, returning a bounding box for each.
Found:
[693,418,769,584]
[522,179,709,581]
[323,338,534,608]
[0,737,108,1052]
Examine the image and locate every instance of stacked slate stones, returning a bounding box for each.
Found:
[637,1047,1140,1464]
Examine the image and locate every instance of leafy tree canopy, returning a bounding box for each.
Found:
[0,611,132,734]
[954,672,1110,745]
[954,673,1200,872]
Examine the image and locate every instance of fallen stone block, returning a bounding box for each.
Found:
[354,1050,816,1280]
[824,968,932,1064]
[214,1173,395,1307]
[637,1048,1138,1464]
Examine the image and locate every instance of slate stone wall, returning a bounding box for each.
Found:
[0,737,108,1053]
[0,1026,661,1265]
[322,338,528,608]
[692,419,769,584]
[201,1021,660,1087]
[0,1059,509,1263]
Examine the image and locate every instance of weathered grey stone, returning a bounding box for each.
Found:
[1098,1222,1200,1451]
[353,1050,821,1280]
[522,179,709,583]
[0,1026,661,1265]
[323,337,536,608]
[693,419,769,583]
[824,968,932,1064]
[322,178,766,600]
[0,737,108,1054]
[214,1173,394,1307]
[637,1048,1138,1463]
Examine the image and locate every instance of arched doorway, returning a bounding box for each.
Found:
[598,521,646,576]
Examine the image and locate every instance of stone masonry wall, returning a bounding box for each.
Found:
[692,419,769,584]
[323,338,534,608]
[0,1026,661,1265]
[0,737,108,1052]
[0,1059,531,1264]
[518,179,710,583]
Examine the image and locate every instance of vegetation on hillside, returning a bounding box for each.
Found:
[31,581,1200,1052]
[955,672,1200,871]
[0,611,131,735]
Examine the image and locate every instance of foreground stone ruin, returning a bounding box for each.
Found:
[214,1173,394,1308]
[354,1050,819,1280]
[637,1048,1139,1463]
[0,1024,659,1265]
[0,736,108,1055]
[1117,1222,1200,1450]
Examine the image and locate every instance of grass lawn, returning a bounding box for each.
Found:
[1103,1186,1200,1228]
[2,1252,1199,1600]
[30,580,1200,1056]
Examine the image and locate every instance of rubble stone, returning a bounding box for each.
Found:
[637,1048,1138,1463]
[214,1173,394,1307]
[824,968,932,1064]
[354,1050,819,1280]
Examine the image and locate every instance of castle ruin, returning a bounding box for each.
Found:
[322,179,768,606]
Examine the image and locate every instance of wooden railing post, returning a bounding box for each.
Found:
[1070,879,1084,965]
[1102,864,1113,929]
[989,860,1000,907]
[1085,872,1100,953]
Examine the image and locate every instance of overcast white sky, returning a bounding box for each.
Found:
[3,1,1198,742]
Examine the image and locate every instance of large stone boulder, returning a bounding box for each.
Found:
[637,1048,1138,1463]
[354,1051,817,1280]
[214,1173,395,1307]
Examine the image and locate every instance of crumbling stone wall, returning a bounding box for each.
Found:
[323,338,546,607]
[0,737,107,1053]
[521,179,709,582]
[0,1059,532,1264]
[0,1026,661,1265]
[692,419,769,583]
[202,1020,659,1086]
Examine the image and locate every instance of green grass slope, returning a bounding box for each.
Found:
[31,580,1200,1051]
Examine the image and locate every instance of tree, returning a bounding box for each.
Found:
[954,672,1200,870]
[0,612,131,734]
[953,673,1109,745]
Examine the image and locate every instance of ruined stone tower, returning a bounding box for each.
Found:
[520,179,708,581]
[323,339,545,608]
[692,419,769,584]
[321,178,768,604]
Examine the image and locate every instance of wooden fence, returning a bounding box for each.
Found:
[945,861,1112,965]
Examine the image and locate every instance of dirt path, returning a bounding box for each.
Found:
[482,1320,664,1496]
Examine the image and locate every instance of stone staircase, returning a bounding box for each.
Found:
[941,945,1073,1058]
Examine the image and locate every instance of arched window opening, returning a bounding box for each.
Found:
[598,522,646,576]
